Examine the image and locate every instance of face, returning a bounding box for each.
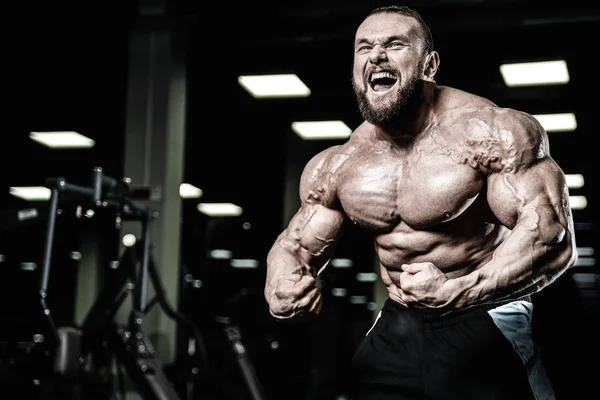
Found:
[352,13,429,127]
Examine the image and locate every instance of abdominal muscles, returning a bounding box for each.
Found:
[375,220,504,298]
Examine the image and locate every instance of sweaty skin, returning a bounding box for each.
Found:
[265,12,577,320]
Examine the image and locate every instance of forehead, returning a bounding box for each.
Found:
[355,12,422,43]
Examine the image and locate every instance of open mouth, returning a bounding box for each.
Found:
[369,71,398,92]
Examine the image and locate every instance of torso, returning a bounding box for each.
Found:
[324,87,513,297]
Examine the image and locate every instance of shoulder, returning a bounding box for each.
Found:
[301,126,371,179]
[437,87,550,172]
[486,107,548,153]
[437,85,498,109]
[297,145,345,207]
[439,86,546,146]
[491,107,547,140]
[303,145,345,172]
[478,107,549,173]
[299,133,368,205]
[301,143,353,185]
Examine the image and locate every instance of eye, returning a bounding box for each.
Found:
[387,42,405,49]
[356,45,372,53]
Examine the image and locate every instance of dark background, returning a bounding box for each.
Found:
[0,1,598,399]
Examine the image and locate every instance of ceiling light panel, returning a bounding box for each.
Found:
[499,60,569,87]
[238,74,311,98]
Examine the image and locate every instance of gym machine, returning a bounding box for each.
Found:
[18,166,208,399]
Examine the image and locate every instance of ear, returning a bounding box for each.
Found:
[423,51,440,81]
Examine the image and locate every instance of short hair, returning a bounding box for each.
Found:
[367,5,434,53]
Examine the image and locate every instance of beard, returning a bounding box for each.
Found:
[353,62,425,129]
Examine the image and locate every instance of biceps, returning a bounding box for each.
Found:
[487,160,570,231]
[283,204,346,265]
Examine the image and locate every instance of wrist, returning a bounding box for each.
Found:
[445,270,480,309]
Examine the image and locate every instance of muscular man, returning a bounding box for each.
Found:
[264,5,577,400]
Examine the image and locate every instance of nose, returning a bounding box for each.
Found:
[368,45,387,63]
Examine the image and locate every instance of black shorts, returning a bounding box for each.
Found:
[349,299,554,400]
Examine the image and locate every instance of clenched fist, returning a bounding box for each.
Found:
[267,274,322,320]
[398,262,453,309]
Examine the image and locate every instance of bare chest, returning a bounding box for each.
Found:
[337,146,484,231]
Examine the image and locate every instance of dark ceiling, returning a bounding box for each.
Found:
[0,0,598,252]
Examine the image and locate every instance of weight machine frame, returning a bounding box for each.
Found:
[39,166,208,399]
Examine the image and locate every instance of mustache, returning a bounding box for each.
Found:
[367,64,397,75]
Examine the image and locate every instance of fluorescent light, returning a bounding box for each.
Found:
[356,272,378,282]
[350,295,367,304]
[578,247,595,257]
[209,249,233,259]
[230,259,259,268]
[238,74,311,98]
[29,131,95,149]
[532,113,577,132]
[197,202,243,217]
[565,174,584,189]
[499,60,569,87]
[179,183,203,198]
[9,186,51,201]
[574,258,596,267]
[331,258,353,268]
[292,120,352,140]
[569,195,587,210]
[571,272,597,288]
[20,262,37,271]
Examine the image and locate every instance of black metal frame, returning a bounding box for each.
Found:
[40,166,208,400]
[214,315,268,400]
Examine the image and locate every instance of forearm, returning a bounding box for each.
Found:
[264,234,327,319]
[265,200,345,312]
[450,213,576,308]
[265,237,315,299]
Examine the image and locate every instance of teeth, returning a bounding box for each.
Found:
[370,71,395,82]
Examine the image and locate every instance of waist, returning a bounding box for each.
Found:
[382,295,532,327]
